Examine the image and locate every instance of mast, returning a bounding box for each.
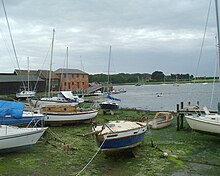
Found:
[27,56,30,91]
[48,29,55,97]
[215,0,220,77]
[107,45,111,85]
[2,0,26,90]
[66,46,68,91]
[66,47,69,69]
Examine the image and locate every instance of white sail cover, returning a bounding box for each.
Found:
[59,91,84,103]
[60,91,75,99]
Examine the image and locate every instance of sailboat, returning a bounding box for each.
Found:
[2,0,35,100]
[0,0,47,153]
[185,0,220,135]
[135,76,142,86]
[99,45,120,112]
[30,32,78,107]
[16,57,36,100]
[173,75,180,86]
[0,100,44,126]
[92,120,148,152]
[0,124,47,153]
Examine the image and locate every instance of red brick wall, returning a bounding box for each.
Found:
[57,73,89,91]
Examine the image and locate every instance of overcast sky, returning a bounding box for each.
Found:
[0,0,219,76]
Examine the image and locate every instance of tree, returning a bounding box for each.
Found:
[151,71,164,81]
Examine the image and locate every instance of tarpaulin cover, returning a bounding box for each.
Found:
[0,100,24,119]
[107,95,121,101]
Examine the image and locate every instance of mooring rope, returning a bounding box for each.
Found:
[76,138,106,176]
[47,128,66,144]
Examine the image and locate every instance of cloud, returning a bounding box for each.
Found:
[0,0,218,76]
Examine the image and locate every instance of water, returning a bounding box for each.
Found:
[113,83,220,111]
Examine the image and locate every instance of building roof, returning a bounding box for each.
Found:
[37,70,59,79]
[14,69,59,79]
[55,68,88,75]
[14,69,38,76]
[0,75,44,83]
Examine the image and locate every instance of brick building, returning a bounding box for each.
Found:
[55,68,89,92]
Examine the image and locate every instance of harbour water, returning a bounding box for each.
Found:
[113,82,220,111]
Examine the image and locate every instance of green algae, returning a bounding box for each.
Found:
[1,108,220,176]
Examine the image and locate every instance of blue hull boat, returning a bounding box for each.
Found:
[0,100,44,126]
[92,120,148,152]
[99,101,119,110]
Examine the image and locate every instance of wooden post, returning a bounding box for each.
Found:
[188,101,191,106]
[177,104,180,131]
[179,102,184,129]
[180,102,184,109]
[180,114,184,129]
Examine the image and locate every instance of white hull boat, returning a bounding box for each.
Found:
[185,113,220,135]
[184,0,220,136]
[16,90,36,100]
[41,104,98,124]
[0,125,47,152]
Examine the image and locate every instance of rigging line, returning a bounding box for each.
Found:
[33,43,52,92]
[2,0,26,90]
[210,36,218,108]
[215,0,220,77]
[194,0,212,80]
[0,28,16,69]
[210,55,218,108]
[59,48,67,91]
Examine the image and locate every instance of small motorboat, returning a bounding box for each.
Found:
[148,112,174,129]
[92,120,148,152]
[156,93,163,97]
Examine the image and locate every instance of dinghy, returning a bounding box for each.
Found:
[148,112,174,129]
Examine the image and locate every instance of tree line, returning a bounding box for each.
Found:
[89,73,151,84]
[89,70,220,84]
[89,71,196,84]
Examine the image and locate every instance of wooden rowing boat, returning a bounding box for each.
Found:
[148,112,174,129]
